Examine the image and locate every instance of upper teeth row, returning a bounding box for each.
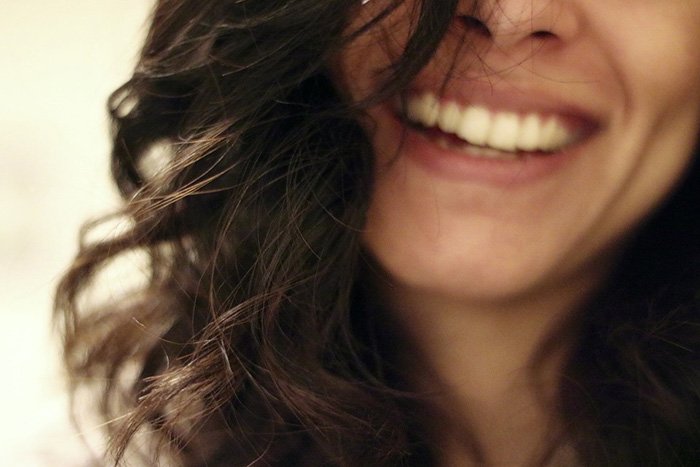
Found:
[405,93,576,153]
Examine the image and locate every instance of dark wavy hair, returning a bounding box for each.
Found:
[55,0,700,465]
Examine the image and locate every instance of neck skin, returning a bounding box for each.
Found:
[377,267,607,466]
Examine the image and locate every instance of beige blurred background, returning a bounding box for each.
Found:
[1,1,153,463]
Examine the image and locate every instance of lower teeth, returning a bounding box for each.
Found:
[436,136,519,160]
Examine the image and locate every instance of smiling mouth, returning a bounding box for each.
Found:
[400,92,597,159]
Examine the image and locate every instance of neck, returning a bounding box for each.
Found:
[379,272,602,466]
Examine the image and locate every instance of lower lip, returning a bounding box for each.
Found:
[381,105,589,187]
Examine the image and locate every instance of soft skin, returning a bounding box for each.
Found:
[338,0,700,305]
[337,1,700,463]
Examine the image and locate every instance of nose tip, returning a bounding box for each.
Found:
[459,0,571,50]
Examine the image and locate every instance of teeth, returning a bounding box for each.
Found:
[517,114,541,152]
[540,117,570,151]
[458,106,491,146]
[404,92,579,153]
[437,101,461,134]
[407,93,440,127]
[436,135,517,160]
[488,113,520,152]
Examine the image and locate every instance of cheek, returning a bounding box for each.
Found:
[588,12,700,235]
[601,7,700,117]
[623,39,700,208]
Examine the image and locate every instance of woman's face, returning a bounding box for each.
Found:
[338,0,700,302]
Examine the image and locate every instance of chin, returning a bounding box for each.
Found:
[365,237,567,305]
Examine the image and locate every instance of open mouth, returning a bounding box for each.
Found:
[399,92,597,160]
